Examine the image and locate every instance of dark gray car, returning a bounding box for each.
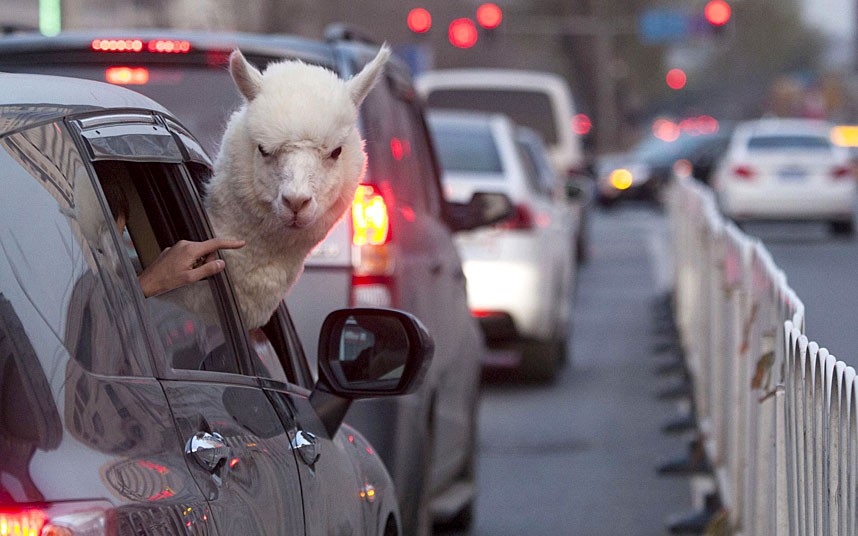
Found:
[0,71,435,535]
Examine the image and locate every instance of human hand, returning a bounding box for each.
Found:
[138,238,245,297]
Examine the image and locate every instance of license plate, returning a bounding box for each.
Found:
[778,167,807,181]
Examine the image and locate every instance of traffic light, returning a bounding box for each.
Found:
[666,68,687,90]
[476,3,503,30]
[448,18,478,48]
[407,8,432,34]
[704,0,731,27]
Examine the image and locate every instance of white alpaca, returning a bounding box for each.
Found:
[200,45,390,329]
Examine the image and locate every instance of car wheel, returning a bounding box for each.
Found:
[520,337,562,383]
[830,219,854,236]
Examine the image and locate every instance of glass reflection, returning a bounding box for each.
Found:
[335,315,408,385]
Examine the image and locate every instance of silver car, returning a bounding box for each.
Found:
[428,110,579,382]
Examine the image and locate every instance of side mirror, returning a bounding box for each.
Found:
[446,191,515,232]
[310,308,434,436]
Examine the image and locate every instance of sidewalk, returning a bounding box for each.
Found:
[443,206,697,535]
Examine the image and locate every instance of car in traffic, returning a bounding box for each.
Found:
[0,28,512,534]
[711,117,856,235]
[0,71,436,535]
[595,120,731,206]
[416,67,593,262]
[427,110,578,382]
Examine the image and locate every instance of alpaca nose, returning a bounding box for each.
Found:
[282,195,312,213]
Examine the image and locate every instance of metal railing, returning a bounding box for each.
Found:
[668,176,857,535]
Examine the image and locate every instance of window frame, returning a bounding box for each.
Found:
[67,110,270,386]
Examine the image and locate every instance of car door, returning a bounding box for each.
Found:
[72,114,306,535]
[254,305,378,536]
[1,114,220,534]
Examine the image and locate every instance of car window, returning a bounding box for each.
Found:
[519,137,556,196]
[746,135,832,151]
[428,119,503,174]
[516,140,549,196]
[0,123,152,379]
[362,75,430,212]
[426,88,558,144]
[90,159,245,375]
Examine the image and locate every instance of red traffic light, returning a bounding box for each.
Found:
[666,68,687,90]
[407,8,432,33]
[704,0,731,26]
[572,114,592,135]
[449,18,478,48]
[476,3,503,30]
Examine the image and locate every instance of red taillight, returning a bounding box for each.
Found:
[497,203,535,230]
[0,508,46,536]
[91,39,143,52]
[105,66,149,85]
[91,38,190,53]
[0,501,115,535]
[731,165,755,179]
[352,184,390,246]
[831,165,853,179]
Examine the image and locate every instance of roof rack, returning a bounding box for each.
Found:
[323,24,380,46]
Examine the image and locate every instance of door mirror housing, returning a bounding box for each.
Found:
[310,308,434,436]
[446,191,514,232]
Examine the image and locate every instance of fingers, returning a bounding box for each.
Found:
[194,238,246,257]
[188,258,226,282]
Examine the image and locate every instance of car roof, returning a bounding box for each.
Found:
[427,108,512,127]
[416,68,569,92]
[0,28,333,61]
[0,71,172,134]
[735,117,835,138]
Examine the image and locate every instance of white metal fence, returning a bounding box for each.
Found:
[669,176,858,535]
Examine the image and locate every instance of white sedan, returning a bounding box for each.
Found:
[427,110,578,381]
[712,118,856,235]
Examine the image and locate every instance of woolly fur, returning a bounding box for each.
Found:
[203,45,391,328]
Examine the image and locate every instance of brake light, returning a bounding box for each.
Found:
[105,66,149,85]
[831,165,853,179]
[91,39,143,52]
[497,203,535,230]
[0,509,46,536]
[0,501,115,535]
[91,38,190,53]
[352,185,390,246]
[731,165,755,179]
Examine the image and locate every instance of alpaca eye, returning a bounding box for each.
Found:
[329,147,342,160]
[258,144,271,157]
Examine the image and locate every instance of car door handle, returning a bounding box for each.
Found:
[185,431,231,475]
[291,430,320,466]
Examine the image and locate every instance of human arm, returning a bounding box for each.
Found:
[138,238,245,298]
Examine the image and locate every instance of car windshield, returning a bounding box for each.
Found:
[428,119,503,174]
[746,135,832,151]
[9,63,242,155]
[426,88,558,144]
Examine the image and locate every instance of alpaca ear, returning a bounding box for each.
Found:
[347,44,391,107]
[230,49,263,101]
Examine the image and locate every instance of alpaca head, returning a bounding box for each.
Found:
[226,45,390,230]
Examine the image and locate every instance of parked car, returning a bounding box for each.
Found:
[0,71,438,535]
[711,118,856,235]
[416,67,593,262]
[0,27,509,534]
[427,110,577,382]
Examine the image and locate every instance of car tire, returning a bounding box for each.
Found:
[830,219,854,236]
[520,337,562,383]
